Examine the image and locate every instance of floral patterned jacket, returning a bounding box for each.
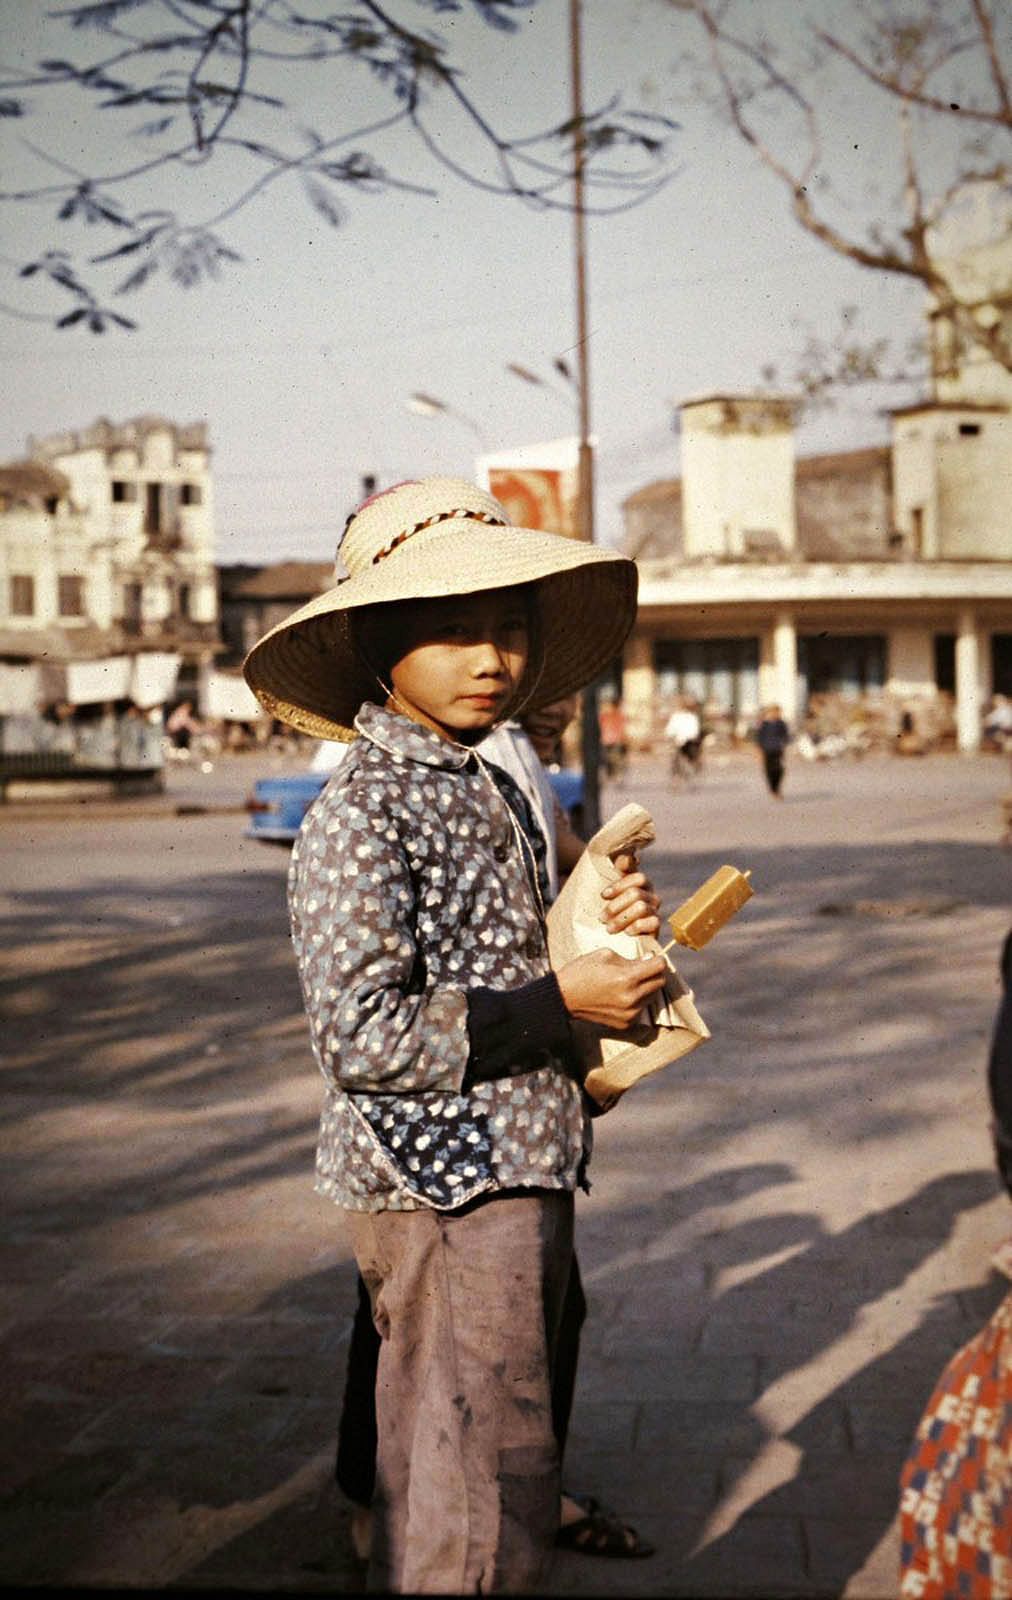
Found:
[288,702,590,1211]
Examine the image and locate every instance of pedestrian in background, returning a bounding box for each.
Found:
[756,703,791,798]
[598,691,628,779]
[665,696,703,782]
[243,477,667,1593]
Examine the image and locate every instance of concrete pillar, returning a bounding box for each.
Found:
[955,606,981,753]
[191,575,218,624]
[622,631,656,749]
[772,609,798,726]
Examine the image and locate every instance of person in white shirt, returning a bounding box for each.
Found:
[664,700,701,750]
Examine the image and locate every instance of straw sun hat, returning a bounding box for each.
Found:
[243,476,638,742]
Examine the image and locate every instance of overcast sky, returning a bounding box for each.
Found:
[1,0,937,563]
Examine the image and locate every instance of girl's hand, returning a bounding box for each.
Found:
[600,850,661,938]
[556,950,668,1031]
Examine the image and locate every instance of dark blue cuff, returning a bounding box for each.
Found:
[464,973,574,1087]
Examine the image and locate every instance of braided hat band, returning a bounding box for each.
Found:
[243,475,638,743]
[371,507,507,566]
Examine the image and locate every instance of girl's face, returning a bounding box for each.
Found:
[385,588,531,742]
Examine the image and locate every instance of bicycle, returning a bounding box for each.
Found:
[669,737,703,787]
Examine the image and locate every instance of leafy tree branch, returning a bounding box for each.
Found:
[1,0,678,329]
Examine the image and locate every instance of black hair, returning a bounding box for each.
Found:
[351,585,543,717]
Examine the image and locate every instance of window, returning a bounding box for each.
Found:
[145,482,164,534]
[178,583,191,619]
[44,496,59,515]
[798,634,886,699]
[10,574,35,616]
[122,581,142,632]
[179,483,203,506]
[992,634,1012,698]
[111,480,137,503]
[58,574,84,617]
[958,422,982,437]
[934,634,955,695]
[653,637,760,713]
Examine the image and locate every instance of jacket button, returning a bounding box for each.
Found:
[524,934,541,958]
[493,841,510,862]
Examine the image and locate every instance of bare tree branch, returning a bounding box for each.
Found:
[669,0,1012,385]
[817,23,1011,129]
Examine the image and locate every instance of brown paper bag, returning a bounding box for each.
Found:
[546,801,709,1110]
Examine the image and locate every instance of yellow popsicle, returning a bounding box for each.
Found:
[664,865,754,951]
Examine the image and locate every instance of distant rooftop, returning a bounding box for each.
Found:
[0,460,72,505]
[229,561,334,601]
[889,399,1009,417]
[30,416,209,458]
[622,446,892,510]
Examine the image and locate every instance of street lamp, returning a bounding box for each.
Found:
[406,391,488,449]
[505,363,572,405]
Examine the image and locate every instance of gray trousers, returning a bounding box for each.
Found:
[346,1187,575,1594]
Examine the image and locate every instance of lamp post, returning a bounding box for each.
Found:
[406,391,488,450]
[568,0,602,834]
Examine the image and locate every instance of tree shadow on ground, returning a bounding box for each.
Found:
[558,1164,1007,1597]
[0,867,299,1110]
[1,832,1009,1593]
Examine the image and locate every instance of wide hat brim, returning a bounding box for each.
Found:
[242,520,638,742]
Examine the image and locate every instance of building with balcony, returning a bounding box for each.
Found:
[0,415,220,709]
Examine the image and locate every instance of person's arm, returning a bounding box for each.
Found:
[291,786,597,1096]
[290,795,473,1096]
[989,931,1012,1196]
[466,851,664,1085]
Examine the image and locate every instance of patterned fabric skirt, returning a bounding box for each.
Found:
[899,1288,1012,1598]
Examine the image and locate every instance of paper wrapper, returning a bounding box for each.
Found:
[546,802,710,1110]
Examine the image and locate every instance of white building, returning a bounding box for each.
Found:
[0,415,219,707]
[618,203,1012,753]
[620,394,1012,752]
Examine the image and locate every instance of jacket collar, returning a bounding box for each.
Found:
[354,701,474,771]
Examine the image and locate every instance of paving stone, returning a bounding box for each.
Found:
[844,1399,929,1454]
[0,1445,137,1511]
[802,1514,901,1595]
[577,1349,759,1403]
[169,1478,362,1594]
[635,1400,768,1456]
[565,1447,721,1514]
[718,1453,902,1521]
[554,1511,815,1598]
[564,1399,641,1453]
[698,1316,830,1360]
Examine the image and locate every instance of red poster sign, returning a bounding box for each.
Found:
[487,466,575,537]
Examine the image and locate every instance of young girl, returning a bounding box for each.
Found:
[243,477,667,1593]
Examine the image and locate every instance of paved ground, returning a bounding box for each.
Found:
[1,746,1010,1595]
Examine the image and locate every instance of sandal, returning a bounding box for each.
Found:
[554,1491,655,1558]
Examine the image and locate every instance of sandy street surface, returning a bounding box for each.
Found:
[0,747,1010,1595]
